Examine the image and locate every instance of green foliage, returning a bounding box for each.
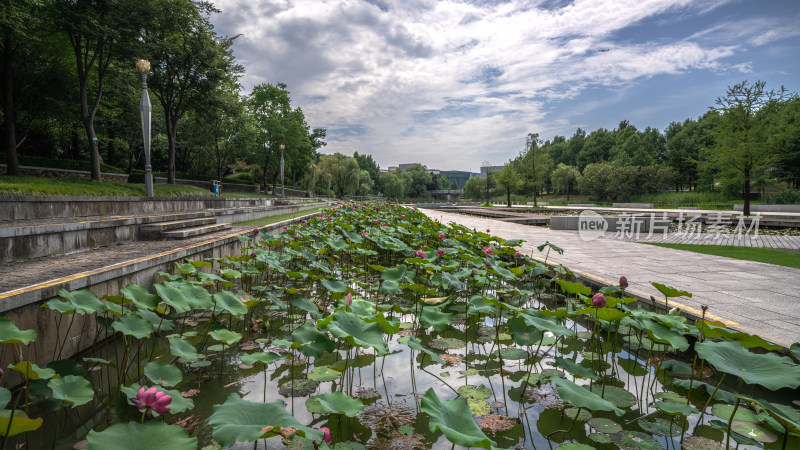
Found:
[579,162,675,201]
[87,421,196,450]
[420,388,497,448]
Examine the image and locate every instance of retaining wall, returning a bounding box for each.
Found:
[733,204,800,213]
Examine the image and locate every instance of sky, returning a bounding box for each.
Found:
[210,0,800,172]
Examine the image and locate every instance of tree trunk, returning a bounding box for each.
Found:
[743,171,751,217]
[533,187,538,207]
[77,63,101,181]
[165,114,177,184]
[2,36,19,176]
[506,188,511,207]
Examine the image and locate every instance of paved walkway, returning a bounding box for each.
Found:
[420,208,800,349]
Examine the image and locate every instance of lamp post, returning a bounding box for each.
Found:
[136,59,153,198]
[311,164,316,199]
[279,144,285,198]
[327,174,331,199]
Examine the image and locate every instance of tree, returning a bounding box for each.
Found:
[249,83,291,191]
[317,153,360,197]
[577,128,613,170]
[462,176,485,201]
[550,163,582,200]
[354,152,380,188]
[701,80,789,215]
[494,163,523,207]
[522,133,552,206]
[379,171,405,199]
[55,0,140,181]
[402,164,432,198]
[144,0,242,183]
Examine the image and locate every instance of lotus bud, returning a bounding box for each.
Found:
[437,249,445,257]
[439,233,446,239]
[320,427,332,443]
[619,276,629,289]
[514,251,521,259]
[344,292,352,307]
[592,293,606,308]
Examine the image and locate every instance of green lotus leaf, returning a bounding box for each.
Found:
[58,289,105,314]
[220,269,241,279]
[493,265,516,280]
[239,352,286,367]
[494,347,529,360]
[362,311,400,335]
[305,392,364,417]
[0,410,43,437]
[144,362,183,387]
[507,316,544,346]
[587,417,622,433]
[381,266,407,282]
[563,407,592,421]
[169,338,201,362]
[588,385,636,409]
[617,357,648,376]
[43,299,76,314]
[638,417,683,437]
[611,430,663,449]
[291,297,321,319]
[554,356,599,379]
[739,396,800,434]
[154,282,192,314]
[549,377,623,415]
[696,320,781,351]
[468,398,492,416]
[322,309,388,355]
[87,420,196,449]
[291,324,336,357]
[588,433,613,444]
[537,241,564,254]
[518,310,575,337]
[420,388,497,449]
[653,400,698,416]
[791,343,800,361]
[637,317,689,352]
[419,307,453,331]
[135,309,174,332]
[681,436,724,450]
[557,280,591,296]
[695,340,800,390]
[308,366,343,382]
[207,393,322,447]
[730,420,779,443]
[379,279,403,295]
[320,278,349,293]
[580,307,631,323]
[398,336,446,364]
[0,318,36,344]
[468,296,497,315]
[213,291,248,316]
[111,314,154,339]
[120,283,159,310]
[47,375,93,407]
[672,379,735,403]
[208,329,242,345]
[651,282,692,298]
[557,443,595,449]
[8,361,55,380]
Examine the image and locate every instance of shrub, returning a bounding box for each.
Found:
[768,188,800,204]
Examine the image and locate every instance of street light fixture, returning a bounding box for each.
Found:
[136,59,153,198]
[279,144,285,198]
[311,164,316,199]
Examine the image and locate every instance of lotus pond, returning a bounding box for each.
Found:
[2,202,800,450]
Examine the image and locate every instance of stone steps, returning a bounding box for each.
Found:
[161,223,232,239]
[139,218,217,239]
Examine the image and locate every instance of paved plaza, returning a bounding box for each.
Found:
[419,208,800,349]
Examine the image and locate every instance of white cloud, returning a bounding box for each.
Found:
[210,0,797,170]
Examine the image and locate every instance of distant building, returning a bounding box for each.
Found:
[480,166,503,177]
[439,170,472,188]
[398,163,418,172]
[387,166,399,172]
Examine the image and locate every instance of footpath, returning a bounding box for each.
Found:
[419,208,800,349]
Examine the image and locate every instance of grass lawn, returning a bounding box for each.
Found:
[645,242,800,269]
[234,207,325,227]
[0,175,217,197]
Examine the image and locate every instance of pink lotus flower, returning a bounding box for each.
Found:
[328,217,333,222]
[131,387,172,416]
[361,231,367,237]
[483,247,494,256]
[413,206,417,210]
[415,250,426,259]
[381,222,386,226]
[250,251,256,258]
[514,251,521,259]
[439,233,446,239]
[619,276,629,289]
[374,220,379,224]
[344,292,352,307]
[437,249,445,257]
[320,426,332,443]
[592,293,606,308]
[401,214,406,220]
[283,226,288,231]
[293,235,299,241]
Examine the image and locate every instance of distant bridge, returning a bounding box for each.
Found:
[429,189,463,201]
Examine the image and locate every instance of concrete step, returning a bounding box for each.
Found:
[162,223,232,239]
[140,218,217,240]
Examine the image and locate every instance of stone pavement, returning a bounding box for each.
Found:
[420,208,800,349]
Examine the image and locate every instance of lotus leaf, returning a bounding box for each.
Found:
[588,417,622,433]
[0,388,9,410]
[556,443,594,449]
[8,361,55,380]
[43,299,76,314]
[120,384,193,414]
[207,394,321,446]
[420,388,497,449]
[551,378,623,415]
[213,291,248,316]
[169,338,201,362]
[308,366,343,382]
[279,379,319,397]
[611,430,664,449]
[47,375,93,406]
[588,433,613,444]
[682,436,724,450]
[731,420,779,443]
[587,385,636,409]
[695,340,800,390]
[135,309,174,331]
[637,318,689,351]
[0,318,36,345]
[554,356,599,379]
[87,419,196,449]
[710,403,759,422]
[653,400,698,416]
[144,362,183,387]
[651,282,691,298]
[120,283,159,310]
[0,410,43,437]
[322,309,388,354]
[239,352,286,367]
[638,417,684,436]
[321,278,349,293]
[617,357,648,376]
[58,289,105,314]
[419,307,453,331]
[672,379,735,403]
[154,282,192,313]
[305,392,364,417]
[111,314,154,339]
[208,329,242,345]
[494,347,529,360]
[557,280,591,296]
